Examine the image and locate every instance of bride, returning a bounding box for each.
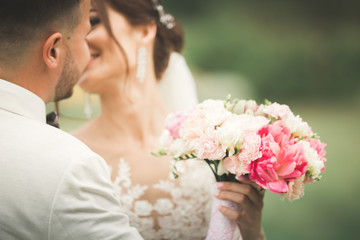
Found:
[73,0,265,239]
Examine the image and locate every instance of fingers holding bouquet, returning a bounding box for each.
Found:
[216,176,265,240]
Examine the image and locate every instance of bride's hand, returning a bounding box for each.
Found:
[215,176,266,240]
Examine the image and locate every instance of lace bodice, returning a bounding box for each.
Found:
[110,158,214,240]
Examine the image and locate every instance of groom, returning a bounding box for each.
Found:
[0,0,142,239]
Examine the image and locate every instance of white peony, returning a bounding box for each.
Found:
[302,141,324,178]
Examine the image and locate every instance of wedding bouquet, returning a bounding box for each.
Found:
[155,97,327,239]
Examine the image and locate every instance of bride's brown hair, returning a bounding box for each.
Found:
[91,0,184,80]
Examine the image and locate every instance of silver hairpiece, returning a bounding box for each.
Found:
[151,0,175,29]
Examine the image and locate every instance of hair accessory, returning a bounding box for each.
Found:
[151,0,175,29]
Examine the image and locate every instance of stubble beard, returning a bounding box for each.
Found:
[54,50,81,102]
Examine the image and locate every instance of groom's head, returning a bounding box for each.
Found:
[0,0,91,102]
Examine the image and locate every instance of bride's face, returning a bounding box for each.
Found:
[79,6,143,94]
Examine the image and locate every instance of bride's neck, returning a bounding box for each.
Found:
[96,75,168,146]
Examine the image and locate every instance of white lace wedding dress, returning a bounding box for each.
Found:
[109,53,215,239]
[111,159,214,240]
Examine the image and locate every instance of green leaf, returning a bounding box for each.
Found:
[264,99,272,105]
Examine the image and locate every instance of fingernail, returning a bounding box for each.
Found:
[217,205,222,211]
[237,175,246,181]
[217,182,224,188]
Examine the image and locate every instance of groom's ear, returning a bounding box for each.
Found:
[43,33,64,69]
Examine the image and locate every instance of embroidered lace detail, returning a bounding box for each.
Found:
[112,158,214,240]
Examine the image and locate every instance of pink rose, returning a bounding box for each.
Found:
[308,138,327,171]
[249,123,307,193]
[165,111,190,139]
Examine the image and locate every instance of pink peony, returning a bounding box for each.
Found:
[193,129,225,160]
[308,138,327,171]
[165,111,190,139]
[249,123,307,193]
[258,120,295,147]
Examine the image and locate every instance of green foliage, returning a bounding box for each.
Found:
[166,0,360,101]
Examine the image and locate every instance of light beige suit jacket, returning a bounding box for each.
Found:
[0,79,142,240]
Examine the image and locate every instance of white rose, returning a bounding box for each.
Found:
[169,138,191,158]
[216,126,243,156]
[303,141,324,178]
[244,100,258,115]
[232,100,246,114]
[284,115,311,138]
[158,129,173,152]
[217,159,230,175]
[255,104,266,116]
[232,100,258,115]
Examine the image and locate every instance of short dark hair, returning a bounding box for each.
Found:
[0,0,83,67]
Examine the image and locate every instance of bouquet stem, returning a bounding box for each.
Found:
[206,196,243,240]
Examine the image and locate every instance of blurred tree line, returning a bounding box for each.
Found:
[165,0,360,101]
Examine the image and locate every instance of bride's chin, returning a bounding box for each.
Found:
[77,74,92,90]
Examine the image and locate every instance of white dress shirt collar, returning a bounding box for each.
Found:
[0,79,46,124]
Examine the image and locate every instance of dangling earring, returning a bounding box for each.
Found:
[136,46,147,83]
[84,92,92,119]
